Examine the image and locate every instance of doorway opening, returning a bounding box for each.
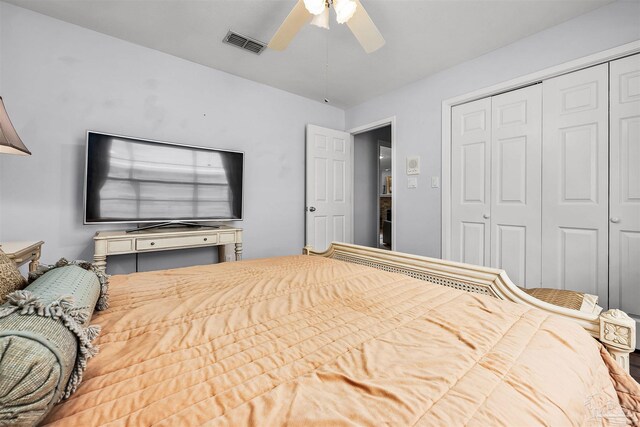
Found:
[352,124,392,250]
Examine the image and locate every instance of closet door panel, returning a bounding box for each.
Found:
[490,84,542,288]
[610,53,640,347]
[542,64,609,305]
[451,98,491,266]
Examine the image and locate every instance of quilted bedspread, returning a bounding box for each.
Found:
[43,255,629,426]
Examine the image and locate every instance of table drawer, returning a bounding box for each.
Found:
[107,239,134,254]
[219,232,237,244]
[136,234,218,251]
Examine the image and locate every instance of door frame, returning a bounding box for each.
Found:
[377,140,391,249]
[441,40,640,260]
[348,116,397,251]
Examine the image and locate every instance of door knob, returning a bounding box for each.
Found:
[308,206,316,212]
[610,217,620,223]
[482,214,490,219]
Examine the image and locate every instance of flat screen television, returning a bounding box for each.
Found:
[84,131,243,225]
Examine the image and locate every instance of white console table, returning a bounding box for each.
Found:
[0,241,44,272]
[93,226,242,273]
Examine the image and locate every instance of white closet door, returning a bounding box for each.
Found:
[490,85,542,288]
[541,64,609,305]
[609,53,640,347]
[451,98,491,266]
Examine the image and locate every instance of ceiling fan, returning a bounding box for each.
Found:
[269,0,385,54]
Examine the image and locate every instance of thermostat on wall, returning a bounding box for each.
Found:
[406,156,420,175]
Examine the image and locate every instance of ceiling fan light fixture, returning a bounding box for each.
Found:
[334,0,357,24]
[269,0,384,54]
[310,7,330,29]
[303,0,326,15]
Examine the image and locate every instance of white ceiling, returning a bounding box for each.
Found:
[5,0,613,108]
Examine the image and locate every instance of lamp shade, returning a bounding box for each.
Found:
[303,0,326,15]
[310,7,330,29]
[334,0,357,23]
[0,97,30,156]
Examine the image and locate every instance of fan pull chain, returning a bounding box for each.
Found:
[324,28,330,103]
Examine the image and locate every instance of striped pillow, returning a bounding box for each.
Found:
[0,265,102,425]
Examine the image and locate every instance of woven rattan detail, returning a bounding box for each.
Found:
[332,252,497,297]
[522,287,585,311]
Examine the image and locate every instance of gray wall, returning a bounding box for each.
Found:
[353,126,390,248]
[0,2,344,273]
[1,0,638,268]
[345,0,640,258]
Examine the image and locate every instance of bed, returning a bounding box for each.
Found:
[36,243,638,425]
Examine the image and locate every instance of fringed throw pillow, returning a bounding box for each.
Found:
[0,265,102,425]
[29,258,110,311]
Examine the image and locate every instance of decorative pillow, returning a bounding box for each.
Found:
[0,248,27,304]
[0,265,102,426]
[29,258,110,311]
[0,326,72,425]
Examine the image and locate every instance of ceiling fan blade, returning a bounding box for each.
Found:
[346,0,385,53]
[268,0,313,51]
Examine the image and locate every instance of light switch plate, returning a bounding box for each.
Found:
[431,176,440,188]
[406,156,420,175]
[408,177,418,189]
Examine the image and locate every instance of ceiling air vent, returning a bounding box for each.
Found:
[223,30,267,55]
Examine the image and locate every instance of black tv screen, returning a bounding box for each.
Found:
[84,132,243,224]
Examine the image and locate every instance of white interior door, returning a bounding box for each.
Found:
[306,124,352,252]
[541,64,609,305]
[451,98,492,266]
[609,53,640,348]
[490,84,542,288]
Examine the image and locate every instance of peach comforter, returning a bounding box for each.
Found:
[44,255,635,426]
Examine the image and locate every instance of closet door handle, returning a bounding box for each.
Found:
[610,217,620,224]
[482,214,490,219]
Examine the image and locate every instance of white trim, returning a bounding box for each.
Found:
[349,132,357,247]
[377,140,392,249]
[348,116,397,251]
[349,132,356,246]
[377,142,381,248]
[441,105,451,260]
[441,40,640,260]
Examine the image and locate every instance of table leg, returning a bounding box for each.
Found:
[28,248,42,273]
[93,254,107,274]
[218,245,227,263]
[235,242,242,261]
